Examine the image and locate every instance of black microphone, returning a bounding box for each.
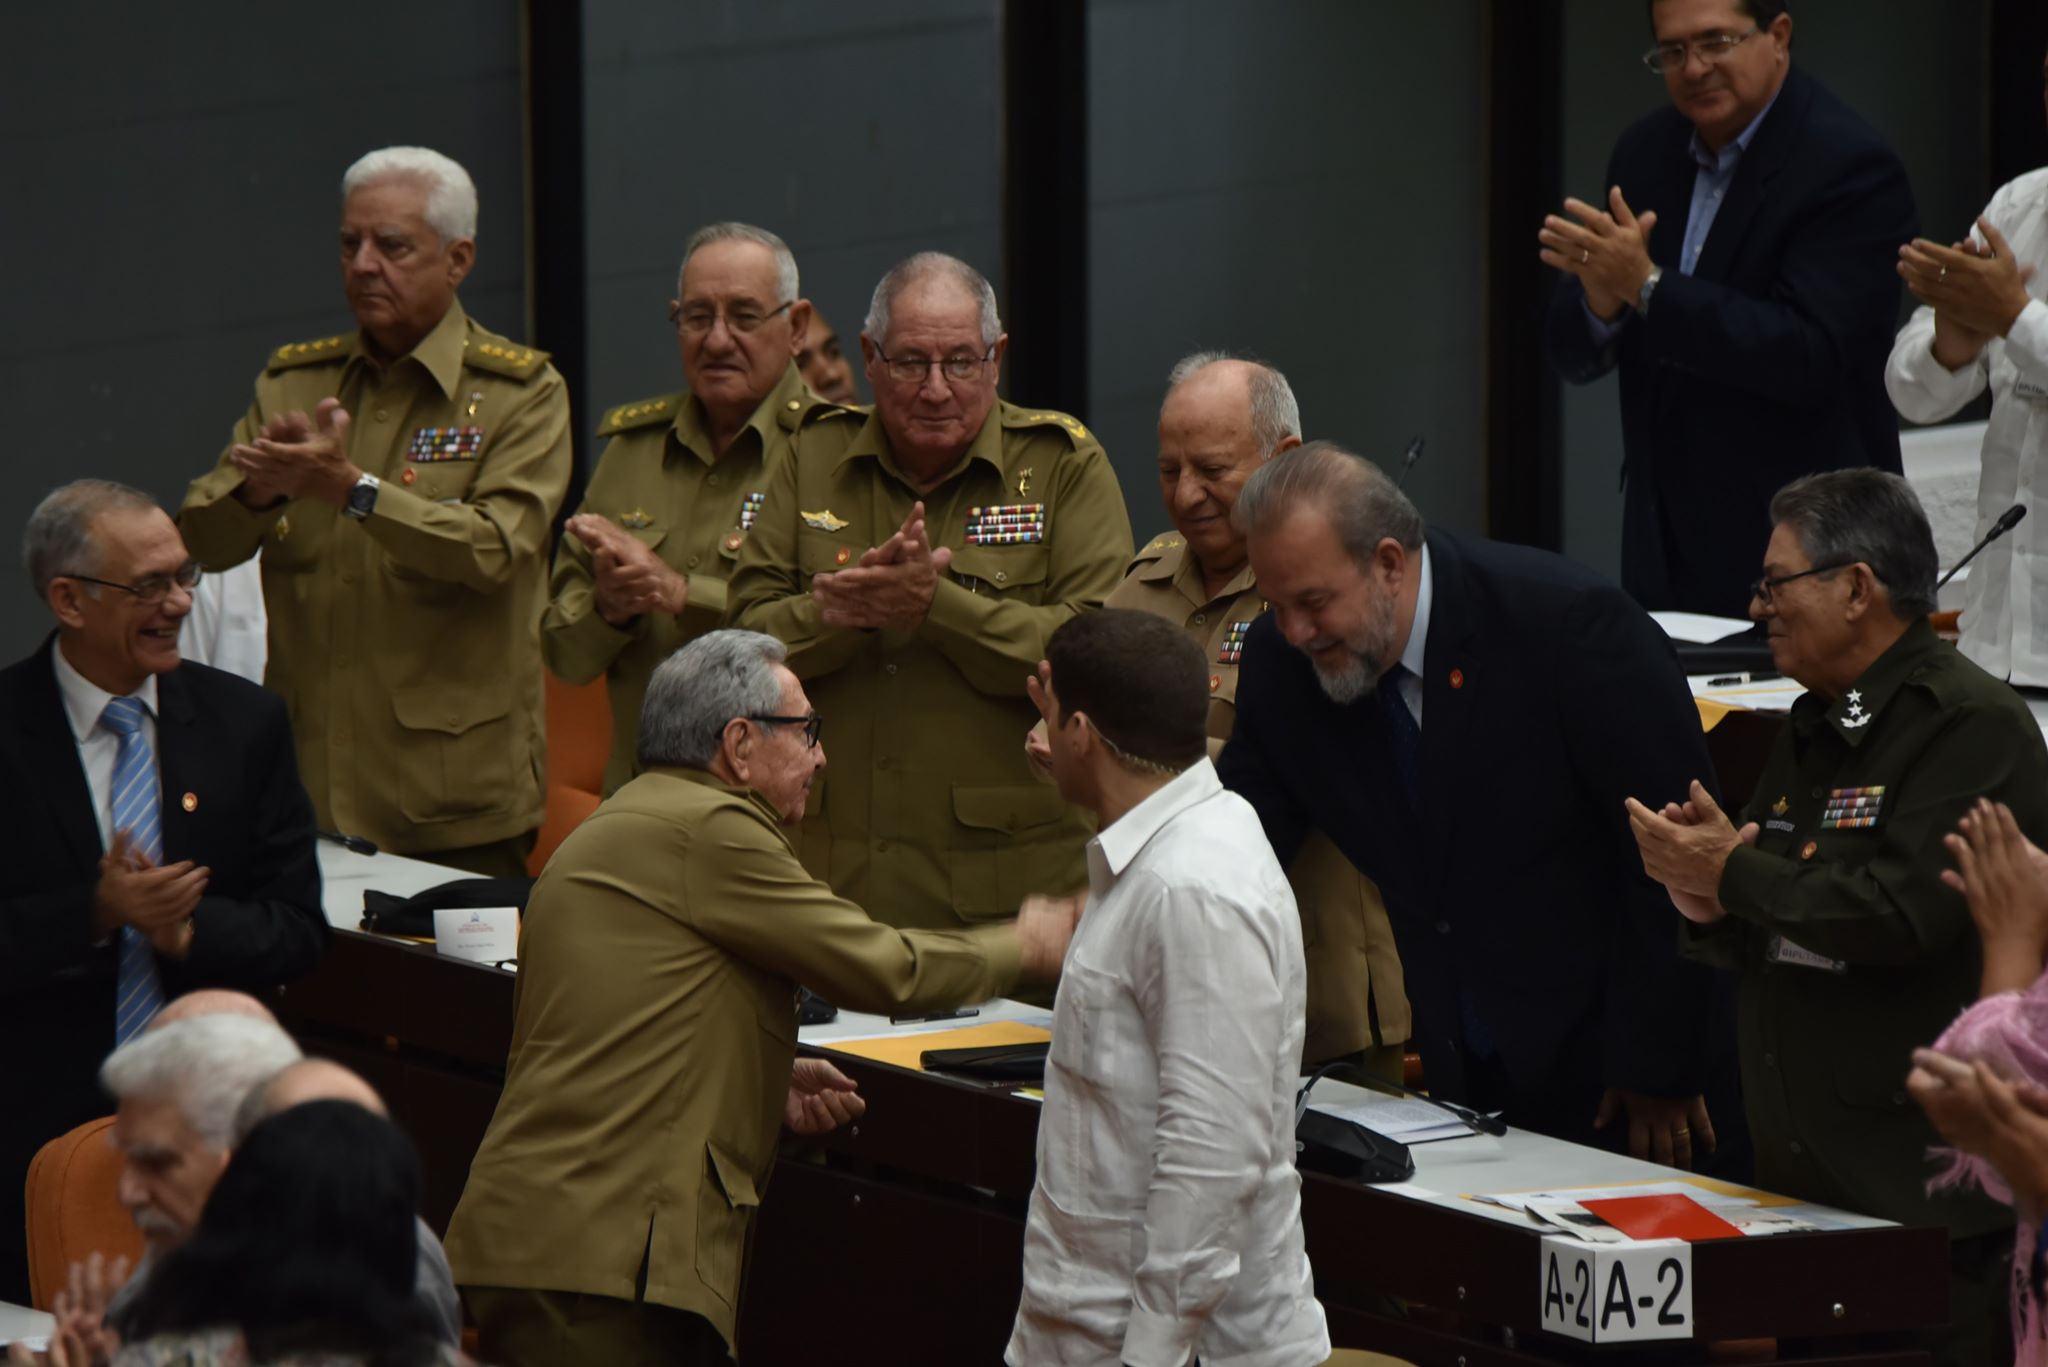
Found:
[1936,503,2027,592]
[1396,436,1426,489]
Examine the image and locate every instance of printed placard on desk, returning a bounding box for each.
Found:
[433,906,519,965]
[1538,1235,1693,1343]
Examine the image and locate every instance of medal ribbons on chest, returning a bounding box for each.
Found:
[407,426,484,462]
[1217,620,1252,665]
[1819,785,1885,830]
[738,491,765,532]
[964,503,1045,545]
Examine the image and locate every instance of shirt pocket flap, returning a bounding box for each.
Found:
[948,545,1050,590]
[799,530,848,576]
[706,1141,762,1210]
[952,782,1070,835]
[391,681,513,737]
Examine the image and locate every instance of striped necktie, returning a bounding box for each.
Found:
[101,696,166,1043]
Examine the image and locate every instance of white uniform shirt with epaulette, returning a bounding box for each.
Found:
[179,302,573,856]
[1108,530,1413,1063]
[727,399,1134,932]
[543,362,838,793]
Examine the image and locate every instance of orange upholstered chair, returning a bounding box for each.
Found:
[24,1117,143,1310]
[529,672,614,876]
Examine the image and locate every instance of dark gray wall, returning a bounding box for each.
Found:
[0,5,527,658]
[1558,0,1993,581]
[578,0,1002,419]
[1087,0,1487,544]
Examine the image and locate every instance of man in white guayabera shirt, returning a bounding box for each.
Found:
[1007,608,1329,1367]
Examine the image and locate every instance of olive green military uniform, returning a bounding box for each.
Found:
[180,303,572,867]
[445,766,1022,1360]
[1110,532,1411,1070]
[544,363,830,794]
[1688,621,2048,1361]
[726,400,1133,930]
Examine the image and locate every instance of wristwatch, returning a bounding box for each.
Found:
[1638,265,1665,318]
[344,472,381,522]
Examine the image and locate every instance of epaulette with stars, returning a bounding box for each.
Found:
[596,393,684,438]
[265,335,350,373]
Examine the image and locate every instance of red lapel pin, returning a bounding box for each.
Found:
[1449,668,1465,690]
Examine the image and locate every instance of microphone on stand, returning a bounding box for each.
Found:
[1937,504,2026,592]
[1396,437,1426,489]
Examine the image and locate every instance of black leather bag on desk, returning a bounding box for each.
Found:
[920,1041,1049,1084]
[359,877,535,938]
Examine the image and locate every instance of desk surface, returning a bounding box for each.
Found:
[316,843,479,931]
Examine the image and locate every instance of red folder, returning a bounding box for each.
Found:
[1580,1193,1744,1242]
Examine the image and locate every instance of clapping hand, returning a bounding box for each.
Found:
[785,1058,865,1135]
[811,502,953,631]
[1942,799,2048,997]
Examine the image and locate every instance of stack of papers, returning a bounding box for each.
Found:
[1472,1179,1857,1241]
[1304,1093,1476,1145]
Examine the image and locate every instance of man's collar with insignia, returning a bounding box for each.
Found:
[1812,618,1943,746]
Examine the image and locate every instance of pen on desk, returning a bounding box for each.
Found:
[318,829,380,856]
[890,1007,980,1025]
[1707,672,1780,687]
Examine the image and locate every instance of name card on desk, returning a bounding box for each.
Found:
[433,906,518,965]
[1539,1235,1692,1343]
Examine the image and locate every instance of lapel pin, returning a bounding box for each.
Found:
[1448,668,1464,690]
[181,792,198,812]
[401,468,417,485]
[1800,840,1817,861]
[835,547,851,565]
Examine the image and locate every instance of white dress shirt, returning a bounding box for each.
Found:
[1886,167,2048,684]
[1392,543,1434,724]
[1006,759,1329,1367]
[52,642,160,851]
[178,560,268,684]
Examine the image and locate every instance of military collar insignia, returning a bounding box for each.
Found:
[1838,688,1873,730]
[802,509,850,532]
[619,509,653,529]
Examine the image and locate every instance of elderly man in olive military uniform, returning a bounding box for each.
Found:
[180,146,571,877]
[545,222,841,793]
[1028,353,1411,1072]
[728,252,1132,930]
[1631,469,2048,1364]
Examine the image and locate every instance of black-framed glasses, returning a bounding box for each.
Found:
[749,712,823,748]
[672,300,792,336]
[872,344,995,385]
[1642,25,1760,73]
[60,560,204,605]
[1749,561,1856,608]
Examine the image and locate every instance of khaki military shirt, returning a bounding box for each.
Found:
[727,400,1133,930]
[1688,620,2048,1235]
[544,364,832,793]
[1110,532,1410,1063]
[443,766,1020,1352]
[179,303,572,854]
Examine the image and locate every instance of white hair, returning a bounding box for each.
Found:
[865,252,1002,349]
[677,222,799,305]
[1165,351,1302,456]
[22,479,159,600]
[100,1016,303,1150]
[637,630,788,770]
[341,146,478,243]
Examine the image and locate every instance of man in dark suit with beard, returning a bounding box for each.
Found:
[0,480,326,1301]
[1218,443,1744,1174]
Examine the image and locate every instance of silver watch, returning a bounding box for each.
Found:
[344,472,381,521]
[1637,266,1664,318]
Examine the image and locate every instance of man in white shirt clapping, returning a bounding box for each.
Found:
[1007,608,1330,1367]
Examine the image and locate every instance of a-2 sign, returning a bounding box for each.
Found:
[1538,1235,1694,1343]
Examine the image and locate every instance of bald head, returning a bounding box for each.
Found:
[149,989,278,1030]
[232,1058,387,1145]
[1155,352,1303,581]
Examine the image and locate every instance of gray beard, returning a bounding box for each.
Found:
[1308,594,1399,705]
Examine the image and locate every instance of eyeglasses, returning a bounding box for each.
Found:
[1749,561,1856,608]
[61,560,204,605]
[672,300,792,336]
[749,712,823,748]
[1642,25,1760,73]
[871,344,995,386]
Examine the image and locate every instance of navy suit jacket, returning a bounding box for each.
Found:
[1218,529,1724,1116]
[1544,66,1917,618]
[0,639,326,1300]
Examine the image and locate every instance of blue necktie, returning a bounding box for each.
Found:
[102,696,166,1044]
[1377,665,1421,806]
